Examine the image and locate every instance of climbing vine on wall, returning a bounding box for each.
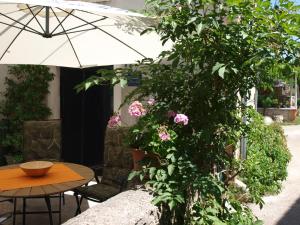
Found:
[0,65,54,154]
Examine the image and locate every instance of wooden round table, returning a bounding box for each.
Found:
[0,162,94,225]
[0,162,94,198]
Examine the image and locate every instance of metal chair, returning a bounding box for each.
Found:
[73,166,130,215]
[73,127,133,215]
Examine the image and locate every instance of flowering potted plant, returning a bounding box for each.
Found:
[107,97,189,171]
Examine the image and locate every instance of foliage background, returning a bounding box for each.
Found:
[240,110,291,206]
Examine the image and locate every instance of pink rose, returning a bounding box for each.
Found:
[174,114,189,125]
[128,101,146,117]
[159,132,171,141]
[158,126,171,141]
[108,114,121,128]
[167,110,176,118]
[147,98,155,106]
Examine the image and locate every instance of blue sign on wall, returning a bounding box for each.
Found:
[127,73,141,86]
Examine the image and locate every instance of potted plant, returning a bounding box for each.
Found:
[107,99,158,170]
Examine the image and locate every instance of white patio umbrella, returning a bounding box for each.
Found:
[0,0,170,68]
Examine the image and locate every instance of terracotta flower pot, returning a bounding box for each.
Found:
[131,149,146,171]
[131,149,161,171]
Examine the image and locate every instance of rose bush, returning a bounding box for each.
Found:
[80,0,299,224]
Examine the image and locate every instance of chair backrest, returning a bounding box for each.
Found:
[102,127,133,189]
[23,120,61,161]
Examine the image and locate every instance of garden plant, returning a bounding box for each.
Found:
[0,65,54,162]
[80,0,300,224]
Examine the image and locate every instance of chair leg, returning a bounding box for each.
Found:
[44,196,53,225]
[13,198,17,225]
[22,198,26,225]
[74,193,82,215]
[62,193,65,205]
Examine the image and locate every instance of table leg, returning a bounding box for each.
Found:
[22,198,26,225]
[44,196,53,225]
[13,198,17,225]
[59,194,62,224]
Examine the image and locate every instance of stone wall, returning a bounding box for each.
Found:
[104,127,133,170]
[257,108,298,122]
[63,190,160,225]
[23,120,61,161]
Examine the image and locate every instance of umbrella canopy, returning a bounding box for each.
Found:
[0,0,170,68]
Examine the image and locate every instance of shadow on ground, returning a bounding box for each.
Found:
[276,196,300,225]
[0,191,95,225]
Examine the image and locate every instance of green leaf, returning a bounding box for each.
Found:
[196,23,203,34]
[232,68,238,74]
[187,17,197,25]
[120,78,127,88]
[254,220,264,225]
[212,62,225,74]
[84,82,92,90]
[241,31,248,39]
[149,167,157,179]
[128,171,138,180]
[168,200,176,210]
[218,66,226,79]
[167,164,175,176]
[112,77,118,85]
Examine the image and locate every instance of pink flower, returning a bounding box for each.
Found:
[147,98,155,106]
[167,110,176,118]
[128,101,146,117]
[158,126,171,141]
[174,114,189,125]
[108,114,121,128]
[159,132,171,141]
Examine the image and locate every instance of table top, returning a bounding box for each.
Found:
[0,162,94,198]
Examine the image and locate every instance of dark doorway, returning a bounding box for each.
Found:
[60,66,113,166]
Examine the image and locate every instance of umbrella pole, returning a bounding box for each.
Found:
[45,7,50,37]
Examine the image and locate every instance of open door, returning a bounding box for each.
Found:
[60,66,113,166]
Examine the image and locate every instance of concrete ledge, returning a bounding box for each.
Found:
[257,108,297,122]
[63,190,160,225]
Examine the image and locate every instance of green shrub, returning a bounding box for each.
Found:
[240,110,291,205]
[0,65,54,153]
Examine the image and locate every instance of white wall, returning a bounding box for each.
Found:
[104,0,145,10]
[47,67,60,119]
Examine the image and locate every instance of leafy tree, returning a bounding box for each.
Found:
[79,0,299,224]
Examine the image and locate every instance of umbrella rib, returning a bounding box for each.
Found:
[0,21,42,35]
[26,4,45,33]
[0,11,42,34]
[59,8,147,58]
[52,18,107,36]
[50,8,82,67]
[0,7,44,61]
[54,28,99,36]
[50,9,74,36]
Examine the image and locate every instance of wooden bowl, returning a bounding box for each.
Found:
[20,161,54,177]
